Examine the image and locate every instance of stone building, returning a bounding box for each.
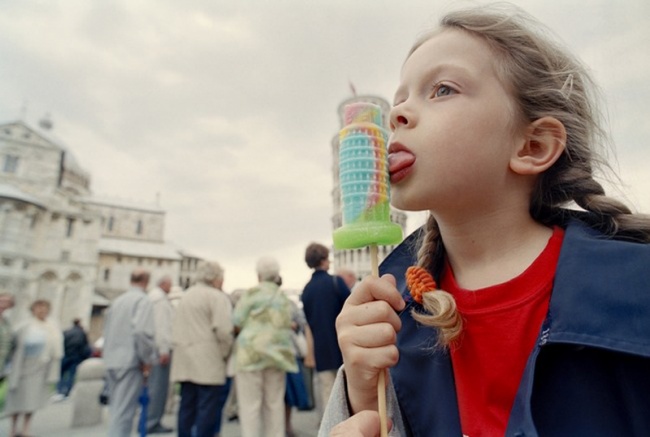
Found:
[0,119,198,339]
[331,95,408,282]
[84,196,183,340]
[86,196,182,302]
[0,120,101,330]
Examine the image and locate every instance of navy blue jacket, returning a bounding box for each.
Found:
[302,270,351,371]
[382,220,650,436]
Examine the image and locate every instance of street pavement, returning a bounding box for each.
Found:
[0,395,321,437]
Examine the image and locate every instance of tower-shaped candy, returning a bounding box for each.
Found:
[333,101,402,437]
[333,102,403,249]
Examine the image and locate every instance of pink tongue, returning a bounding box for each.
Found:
[388,150,415,172]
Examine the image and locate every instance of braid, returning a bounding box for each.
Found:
[411,214,463,348]
[564,165,650,243]
[415,214,438,272]
[534,149,650,243]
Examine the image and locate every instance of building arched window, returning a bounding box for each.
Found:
[107,216,114,231]
[136,219,143,235]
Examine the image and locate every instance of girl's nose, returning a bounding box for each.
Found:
[389,104,410,130]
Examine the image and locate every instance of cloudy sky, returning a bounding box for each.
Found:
[1,0,648,291]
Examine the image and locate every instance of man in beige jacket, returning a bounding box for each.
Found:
[171,261,234,437]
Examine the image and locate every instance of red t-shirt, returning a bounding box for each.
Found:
[442,227,564,437]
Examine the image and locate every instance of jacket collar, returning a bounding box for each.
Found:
[547,219,650,357]
[383,219,650,356]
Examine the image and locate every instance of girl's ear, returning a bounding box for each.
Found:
[510,116,566,175]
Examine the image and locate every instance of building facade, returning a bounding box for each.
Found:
[0,120,196,340]
[85,197,184,339]
[331,95,408,282]
[0,120,101,331]
[86,197,182,302]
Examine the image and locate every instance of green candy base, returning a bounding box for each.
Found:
[333,221,403,250]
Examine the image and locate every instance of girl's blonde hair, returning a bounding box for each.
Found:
[410,4,650,347]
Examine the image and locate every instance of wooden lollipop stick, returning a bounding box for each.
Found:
[370,244,388,437]
[378,370,388,437]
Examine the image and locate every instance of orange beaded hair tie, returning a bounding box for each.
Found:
[405,266,437,304]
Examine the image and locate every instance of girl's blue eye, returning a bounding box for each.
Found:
[433,84,454,98]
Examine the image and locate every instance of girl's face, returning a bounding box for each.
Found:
[388,29,526,217]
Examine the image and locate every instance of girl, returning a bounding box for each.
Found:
[323,4,650,436]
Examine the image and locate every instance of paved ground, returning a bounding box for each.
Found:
[0,395,321,437]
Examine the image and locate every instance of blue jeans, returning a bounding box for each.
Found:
[213,377,232,435]
[57,356,82,396]
[178,381,229,437]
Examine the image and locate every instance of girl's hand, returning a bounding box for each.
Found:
[336,274,405,414]
[330,410,392,437]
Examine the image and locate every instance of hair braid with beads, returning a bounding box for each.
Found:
[411,215,462,347]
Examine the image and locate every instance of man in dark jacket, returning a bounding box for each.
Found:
[301,242,351,413]
[55,318,90,398]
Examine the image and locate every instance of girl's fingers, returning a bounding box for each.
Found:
[330,410,382,437]
[337,299,402,335]
[343,343,400,373]
[339,322,398,350]
[345,275,405,312]
[335,273,405,412]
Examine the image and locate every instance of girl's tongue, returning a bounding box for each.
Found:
[388,150,416,174]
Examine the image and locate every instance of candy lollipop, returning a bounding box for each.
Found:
[333,102,403,437]
[333,102,403,249]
